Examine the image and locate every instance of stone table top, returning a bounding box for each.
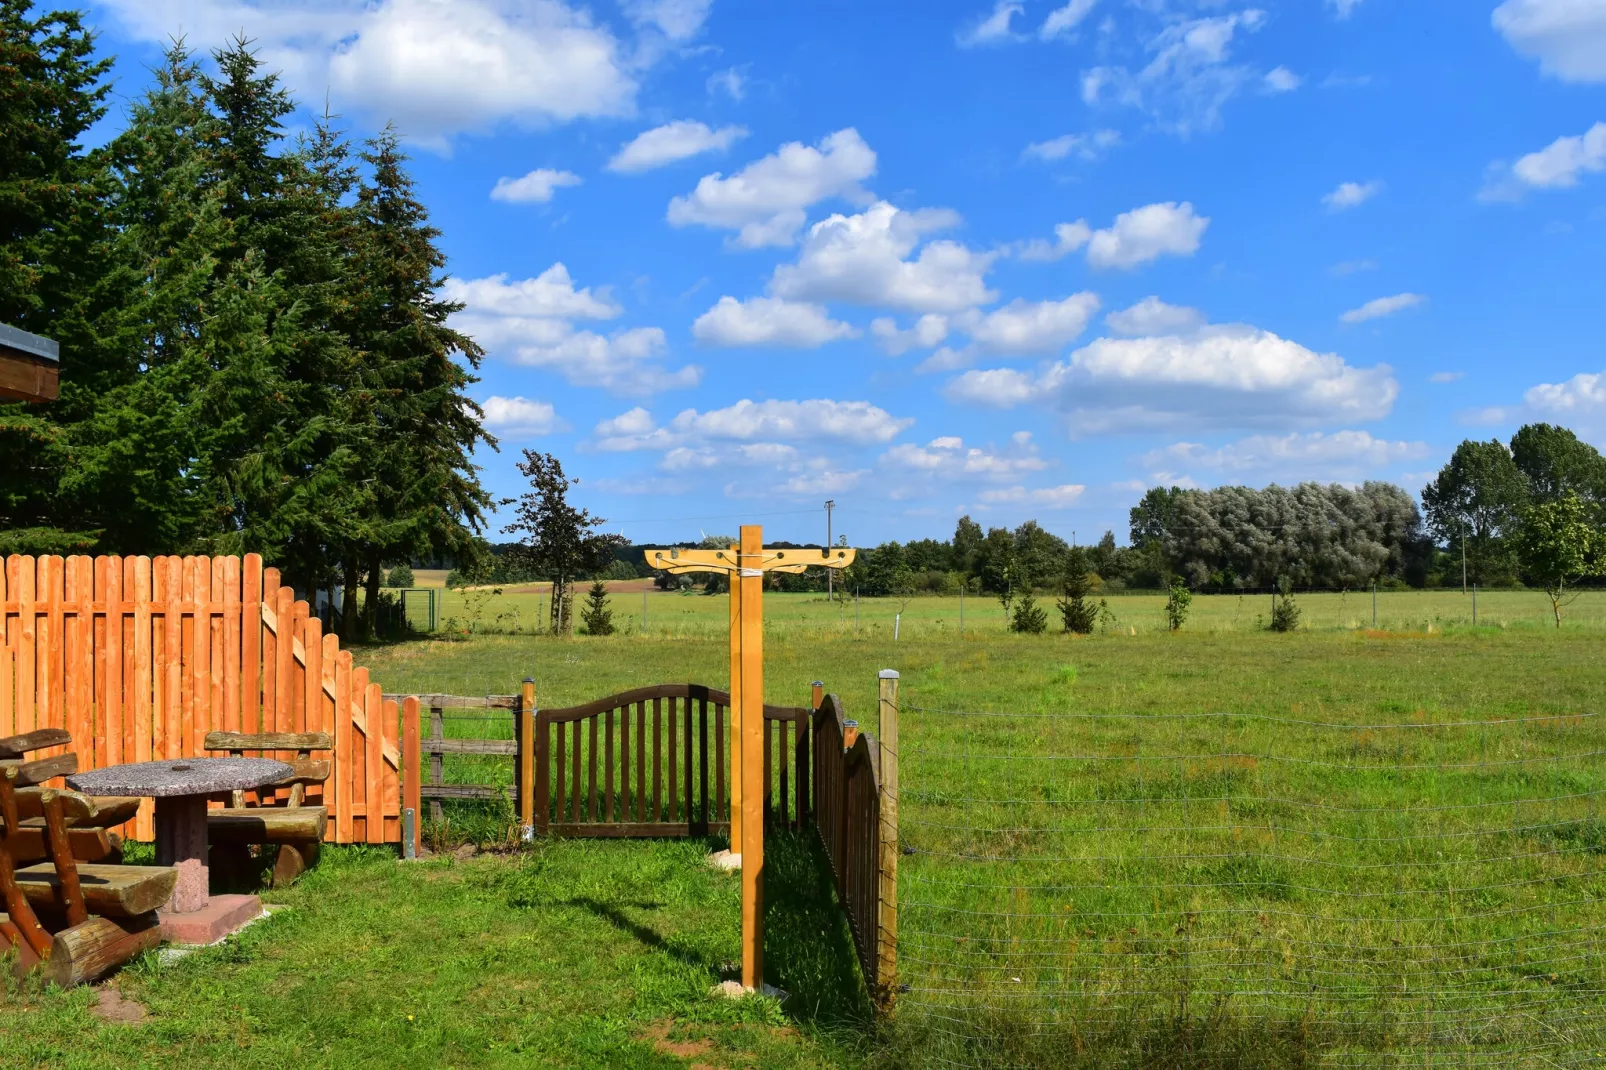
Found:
[67,757,292,798]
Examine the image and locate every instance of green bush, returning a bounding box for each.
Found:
[385,563,414,588]
[1011,589,1048,634]
[1165,577,1193,631]
[1269,578,1301,632]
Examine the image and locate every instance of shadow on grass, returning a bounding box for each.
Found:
[566,896,713,972]
[764,828,877,1032]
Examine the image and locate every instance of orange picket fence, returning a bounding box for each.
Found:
[0,553,416,846]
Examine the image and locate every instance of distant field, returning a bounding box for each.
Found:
[394,584,1606,639]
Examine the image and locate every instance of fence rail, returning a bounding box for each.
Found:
[2,553,413,846]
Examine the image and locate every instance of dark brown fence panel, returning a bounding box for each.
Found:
[812,693,885,993]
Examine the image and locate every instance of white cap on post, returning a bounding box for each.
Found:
[879,669,899,679]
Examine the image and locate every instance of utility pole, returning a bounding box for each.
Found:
[825,500,835,603]
[1461,521,1468,595]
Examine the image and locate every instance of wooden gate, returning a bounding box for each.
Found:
[533,684,811,837]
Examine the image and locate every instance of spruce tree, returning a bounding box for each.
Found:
[580,581,615,636]
[347,127,495,636]
[0,0,114,552]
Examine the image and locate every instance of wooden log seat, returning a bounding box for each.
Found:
[204,731,332,887]
[0,767,171,985]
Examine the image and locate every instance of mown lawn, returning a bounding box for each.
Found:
[2,833,870,1069]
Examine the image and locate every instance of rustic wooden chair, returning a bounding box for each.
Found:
[204,731,331,887]
[0,728,142,863]
[0,767,173,986]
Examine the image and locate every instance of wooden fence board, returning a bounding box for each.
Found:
[0,554,406,846]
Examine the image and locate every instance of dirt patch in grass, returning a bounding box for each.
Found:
[639,1019,717,1065]
[90,983,148,1025]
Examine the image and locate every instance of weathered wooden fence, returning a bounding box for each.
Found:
[403,683,812,836]
[813,672,900,1004]
[1,553,415,845]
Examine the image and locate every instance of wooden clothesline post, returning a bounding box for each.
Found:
[644,526,855,992]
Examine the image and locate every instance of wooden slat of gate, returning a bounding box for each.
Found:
[604,705,615,821]
[652,697,662,823]
[587,711,598,822]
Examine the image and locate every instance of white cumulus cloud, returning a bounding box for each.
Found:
[447,266,697,395]
[1106,296,1205,336]
[1323,179,1383,210]
[691,296,859,348]
[965,294,1102,355]
[1014,221,1094,262]
[666,128,877,248]
[978,484,1086,508]
[441,266,619,319]
[1487,122,1606,201]
[1493,0,1606,83]
[671,399,913,444]
[948,323,1398,433]
[1340,293,1426,324]
[479,396,566,436]
[882,436,1049,480]
[1143,431,1430,476]
[1086,201,1209,269]
[490,168,582,203]
[96,0,642,149]
[769,202,998,313]
[607,120,748,173]
[871,315,951,355]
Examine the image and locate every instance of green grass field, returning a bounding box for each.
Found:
[417,585,1606,640]
[8,593,1606,1067]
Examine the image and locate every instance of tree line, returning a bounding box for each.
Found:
[834,422,1603,618]
[2,8,492,638]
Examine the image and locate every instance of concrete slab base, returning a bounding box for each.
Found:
[706,850,742,871]
[158,894,264,946]
[157,905,282,965]
[711,979,788,1001]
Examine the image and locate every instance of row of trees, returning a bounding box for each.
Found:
[828,423,1603,613]
[2,8,491,638]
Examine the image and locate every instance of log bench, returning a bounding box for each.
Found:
[0,768,173,986]
[0,729,141,862]
[205,731,331,887]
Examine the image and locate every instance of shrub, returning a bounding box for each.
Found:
[1165,577,1193,631]
[1011,589,1048,634]
[385,563,414,588]
[580,580,615,636]
[1058,570,1097,634]
[1269,577,1301,632]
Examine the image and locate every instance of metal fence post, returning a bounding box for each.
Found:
[876,669,900,1005]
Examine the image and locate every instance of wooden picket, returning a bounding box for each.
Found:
[0,553,405,844]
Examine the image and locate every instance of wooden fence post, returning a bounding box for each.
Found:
[402,697,421,859]
[520,677,536,839]
[876,669,899,1006]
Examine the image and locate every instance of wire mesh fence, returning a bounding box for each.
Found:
[899,702,1606,1066]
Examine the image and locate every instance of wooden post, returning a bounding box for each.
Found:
[876,669,900,1005]
[739,525,765,990]
[402,697,421,859]
[429,705,444,823]
[519,677,536,838]
[728,549,742,855]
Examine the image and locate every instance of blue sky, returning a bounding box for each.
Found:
[80,0,1606,548]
